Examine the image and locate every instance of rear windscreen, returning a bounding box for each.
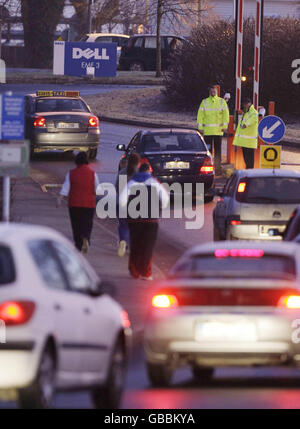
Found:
[236,177,300,203]
[35,98,89,113]
[142,133,206,152]
[174,254,296,279]
[0,246,15,284]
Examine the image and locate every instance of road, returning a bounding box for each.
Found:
[2,121,298,409]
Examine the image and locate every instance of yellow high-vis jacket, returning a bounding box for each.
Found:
[233,105,258,149]
[197,95,229,136]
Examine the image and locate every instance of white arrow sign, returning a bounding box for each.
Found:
[262,120,281,139]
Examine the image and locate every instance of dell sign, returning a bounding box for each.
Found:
[53,41,117,77]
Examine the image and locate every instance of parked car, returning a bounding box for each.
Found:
[0,224,131,408]
[144,241,300,386]
[25,90,100,159]
[213,169,300,241]
[116,128,215,200]
[80,33,129,66]
[119,34,185,71]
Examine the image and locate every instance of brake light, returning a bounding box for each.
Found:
[121,310,131,328]
[33,117,46,127]
[230,220,241,225]
[200,157,214,174]
[140,157,153,173]
[0,301,35,326]
[237,182,246,193]
[88,116,99,127]
[152,294,178,308]
[278,295,300,309]
[214,249,264,258]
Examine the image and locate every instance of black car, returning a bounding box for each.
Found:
[119,34,185,71]
[116,129,215,200]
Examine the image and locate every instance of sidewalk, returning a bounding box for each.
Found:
[11,176,164,343]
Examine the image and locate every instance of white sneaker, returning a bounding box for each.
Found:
[81,238,89,254]
[140,276,153,281]
[118,240,127,257]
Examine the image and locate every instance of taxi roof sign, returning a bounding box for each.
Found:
[36,90,80,97]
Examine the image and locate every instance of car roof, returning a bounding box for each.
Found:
[0,223,68,244]
[235,168,300,178]
[186,240,300,258]
[130,34,185,39]
[86,33,129,38]
[142,128,199,135]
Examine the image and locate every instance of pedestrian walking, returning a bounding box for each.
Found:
[119,163,169,280]
[197,84,229,175]
[233,98,258,169]
[56,151,99,253]
[115,152,141,257]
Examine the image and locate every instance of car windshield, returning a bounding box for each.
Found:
[237,177,300,203]
[35,98,89,113]
[0,246,15,285]
[173,254,296,280]
[142,133,206,152]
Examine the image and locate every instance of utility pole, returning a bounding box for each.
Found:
[87,0,93,33]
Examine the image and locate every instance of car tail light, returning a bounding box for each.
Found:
[140,157,153,173]
[88,116,99,127]
[200,157,214,174]
[152,294,178,308]
[230,220,241,225]
[121,310,131,328]
[237,182,246,193]
[0,301,35,326]
[33,117,46,127]
[278,295,300,309]
[214,249,264,258]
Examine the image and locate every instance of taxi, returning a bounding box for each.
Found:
[25,91,100,159]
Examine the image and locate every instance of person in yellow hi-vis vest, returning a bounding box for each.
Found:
[233,98,258,169]
[197,84,229,175]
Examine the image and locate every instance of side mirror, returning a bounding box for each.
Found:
[268,228,283,237]
[116,144,126,151]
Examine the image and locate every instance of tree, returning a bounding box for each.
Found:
[21,0,65,68]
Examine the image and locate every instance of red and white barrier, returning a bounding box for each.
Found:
[253,0,264,110]
[235,0,244,111]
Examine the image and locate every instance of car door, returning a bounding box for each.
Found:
[28,239,83,377]
[144,36,159,70]
[51,241,112,378]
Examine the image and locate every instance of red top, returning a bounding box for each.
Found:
[69,165,96,208]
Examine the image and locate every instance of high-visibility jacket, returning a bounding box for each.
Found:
[233,105,258,149]
[197,95,229,136]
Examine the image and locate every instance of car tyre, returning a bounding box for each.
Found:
[192,366,214,384]
[91,338,126,409]
[129,61,144,71]
[147,362,173,387]
[17,345,56,409]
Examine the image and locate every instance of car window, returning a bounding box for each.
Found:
[51,241,92,293]
[118,37,129,47]
[35,98,89,113]
[127,133,140,151]
[80,35,89,42]
[134,37,143,48]
[96,36,112,43]
[145,37,157,49]
[236,177,300,203]
[0,246,15,285]
[141,133,206,152]
[28,240,67,290]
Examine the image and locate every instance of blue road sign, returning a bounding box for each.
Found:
[54,41,117,78]
[258,115,286,144]
[0,94,24,140]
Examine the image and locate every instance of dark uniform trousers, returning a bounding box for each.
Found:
[242,147,255,169]
[69,207,95,251]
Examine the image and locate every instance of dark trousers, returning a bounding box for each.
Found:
[242,147,255,169]
[69,207,95,251]
[128,221,158,278]
[205,135,222,174]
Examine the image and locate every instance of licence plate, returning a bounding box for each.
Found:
[164,161,190,169]
[259,225,283,236]
[195,321,257,342]
[57,122,80,129]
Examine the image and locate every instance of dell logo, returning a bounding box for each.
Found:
[72,48,110,60]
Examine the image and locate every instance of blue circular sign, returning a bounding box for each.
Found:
[258,115,286,144]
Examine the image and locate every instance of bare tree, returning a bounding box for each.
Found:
[0,0,19,59]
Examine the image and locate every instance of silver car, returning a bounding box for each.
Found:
[213,169,300,241]
[25,91,100,159]
[144,241,300,387]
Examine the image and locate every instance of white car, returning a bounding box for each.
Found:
[81,33,129,66]
[144,241,300,386]
[0,224,131,409]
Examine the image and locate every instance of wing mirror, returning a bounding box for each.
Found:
[116,144,126,151]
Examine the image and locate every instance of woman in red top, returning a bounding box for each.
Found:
[57,152,99,253]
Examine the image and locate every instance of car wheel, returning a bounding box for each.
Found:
[192,366,214,384]
[18,345,56,409]
[213,224,221,241]
[146,362,173,387]
[88,148,98,160]
[129,61,144,71]
[91,338,126,409]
